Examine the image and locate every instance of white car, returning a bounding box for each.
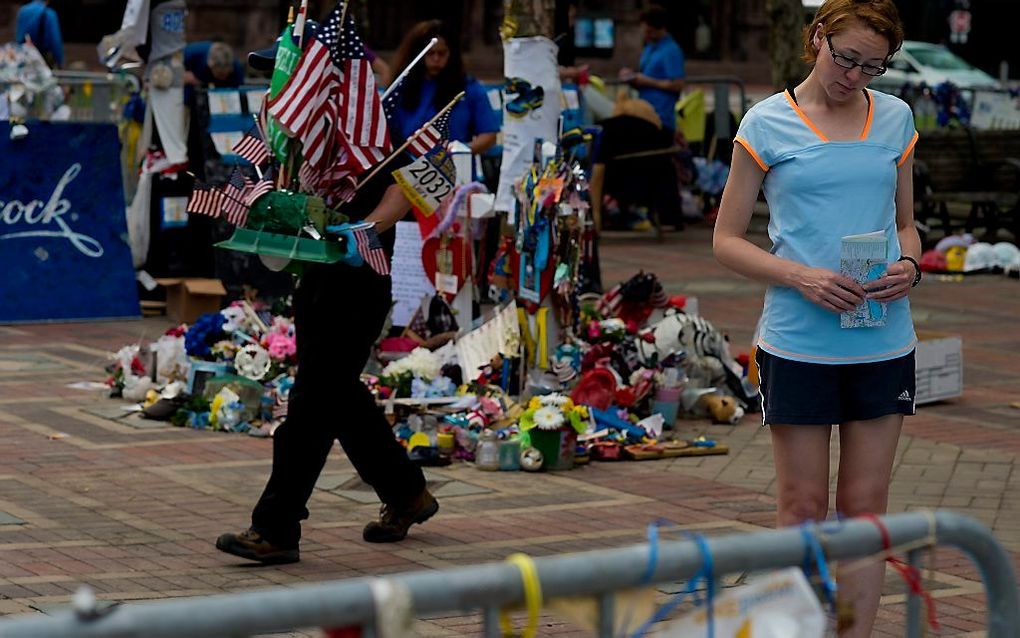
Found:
[873,40,998,91]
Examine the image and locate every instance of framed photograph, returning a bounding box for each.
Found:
[187,361,233,396]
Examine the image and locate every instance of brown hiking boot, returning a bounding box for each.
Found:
[215,528,299,564]
[363,490,439,543]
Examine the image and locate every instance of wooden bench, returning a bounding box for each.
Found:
[914,128,1020,242]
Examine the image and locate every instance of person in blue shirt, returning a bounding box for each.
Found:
[620,5,684,131]
[15,0,63,68]
[387,20,498,156]
[183,41,244,88]
[713,1,920,635]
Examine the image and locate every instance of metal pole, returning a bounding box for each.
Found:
[0,512,1014,638]
[482,605,501,638]
[597,591,614,638]
[905,547,923,638]
[713,82,731,141]
[683,75,748,117]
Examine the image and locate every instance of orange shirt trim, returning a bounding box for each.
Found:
[898,130,920,167]
[734,136,769,172]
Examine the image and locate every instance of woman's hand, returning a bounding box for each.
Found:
[864,259,916,303]
[795,267,867,313]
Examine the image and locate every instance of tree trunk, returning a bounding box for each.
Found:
[501,0,555,39]
[765,0,807,91]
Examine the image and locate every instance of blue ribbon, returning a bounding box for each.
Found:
[801,524,838,613]
[631,528,715,638]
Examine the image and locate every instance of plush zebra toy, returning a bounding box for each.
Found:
[635,310,755,408]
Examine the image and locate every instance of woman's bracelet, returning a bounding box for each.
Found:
[897,255,922,287]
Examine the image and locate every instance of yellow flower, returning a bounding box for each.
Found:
[528,397,543,410]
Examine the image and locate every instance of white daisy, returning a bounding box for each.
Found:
[533,406,565,430]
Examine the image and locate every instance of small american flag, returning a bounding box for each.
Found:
[406,298,429,337]
[353,226,389,276]
[245,176,274,206]
[334,5,389,170]
[407,109,451,158]
[221,170,253,226]
[381,81,402,125]
[272,399,289,421]
[232,131,270,166]
[186,186,223,217]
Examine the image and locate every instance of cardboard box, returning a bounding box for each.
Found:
[155,278,227,325]
[915,331,963,405]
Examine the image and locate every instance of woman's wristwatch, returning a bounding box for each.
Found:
[897,255,922,287]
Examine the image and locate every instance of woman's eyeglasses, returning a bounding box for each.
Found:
[826,35,887,76]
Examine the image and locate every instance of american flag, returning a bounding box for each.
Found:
[407,108,452,158]
[334,8,389,169]
[221,170,253,226]
[353,226,389,276]
[232,131,270,166]
[186,186,223,217]
[267,1,389,185]
[272,399,289,421]
[245,175,274,207]
[381,81,403,125]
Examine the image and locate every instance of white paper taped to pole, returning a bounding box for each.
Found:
[494,36,562,217]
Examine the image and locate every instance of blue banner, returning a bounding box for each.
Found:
[0,122,140,322]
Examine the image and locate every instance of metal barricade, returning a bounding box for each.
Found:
[1,70,139,123]
[0,511,1015,637]
[54,70,140,123]
[683,75,748,142]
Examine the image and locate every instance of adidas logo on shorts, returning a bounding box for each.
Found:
[898,390,912,402]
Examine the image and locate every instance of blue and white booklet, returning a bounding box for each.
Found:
[840,230,888,328]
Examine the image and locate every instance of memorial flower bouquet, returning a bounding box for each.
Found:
[518,393,589,434]
[379,347,444,398]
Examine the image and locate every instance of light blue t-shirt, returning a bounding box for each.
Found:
[734,89,919,364]
[391,77,499,146]
[638,34,685,130]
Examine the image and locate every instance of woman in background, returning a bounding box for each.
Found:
[388,20,498,156]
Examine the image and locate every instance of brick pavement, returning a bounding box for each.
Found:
[0,226,1017,636]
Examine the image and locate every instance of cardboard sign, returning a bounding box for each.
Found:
[455,301,521,378]
[0,122,139,322]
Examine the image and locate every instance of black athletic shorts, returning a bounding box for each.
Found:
[755,347,916,426]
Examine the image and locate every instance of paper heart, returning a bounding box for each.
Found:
[421,236,473,303]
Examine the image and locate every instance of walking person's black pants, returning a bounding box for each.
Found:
[251,263,426,547]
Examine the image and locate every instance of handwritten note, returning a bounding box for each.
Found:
[390,222,435,326]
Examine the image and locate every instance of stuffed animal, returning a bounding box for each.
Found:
[635,310,754,407]
[696,393,744,424]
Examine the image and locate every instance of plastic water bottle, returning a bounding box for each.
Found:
[475,430,500,470]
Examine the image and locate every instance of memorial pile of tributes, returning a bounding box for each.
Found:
[372,269,759,471]
[104,300,296,435]
[97,0,763,469]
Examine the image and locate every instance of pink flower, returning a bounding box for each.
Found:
[265,332,296,361]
